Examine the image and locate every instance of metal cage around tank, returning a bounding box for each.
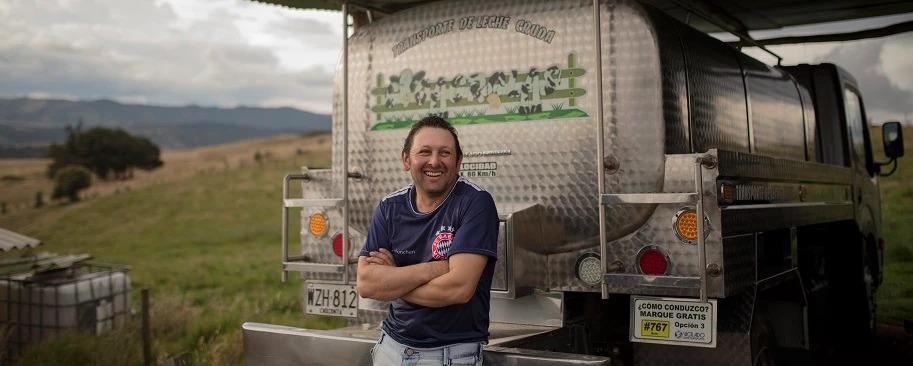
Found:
[0,261,132,363]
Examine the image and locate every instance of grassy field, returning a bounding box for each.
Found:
[0,133,330,214]
[871,125,913,326]
[0,133,343,365]
[0,126,910,365]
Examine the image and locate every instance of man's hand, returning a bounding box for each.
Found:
[356,253,450,301]
[401,253,489,307]
[365,248,397,267]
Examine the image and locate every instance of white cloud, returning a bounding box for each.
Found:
[727,22,913,123]
[880,37,913,92]
[0,0,340,113]
[0,0,909,121]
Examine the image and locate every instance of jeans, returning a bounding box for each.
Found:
[370,331,484,366]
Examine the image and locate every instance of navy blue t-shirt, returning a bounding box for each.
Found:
[359,177,499,348]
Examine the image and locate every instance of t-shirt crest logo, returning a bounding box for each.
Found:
[431,225,455,260]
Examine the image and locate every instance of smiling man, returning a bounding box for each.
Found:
[356,116,499,366]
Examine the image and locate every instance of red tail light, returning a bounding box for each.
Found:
[332,233,349,257]
[639,249,668,275]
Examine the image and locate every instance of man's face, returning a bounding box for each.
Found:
[402,127,462,200]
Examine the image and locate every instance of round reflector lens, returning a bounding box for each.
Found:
[308,213,328,237]
[675,210,699,241]
[639,249,668,275]
[332,233,347,257]
[576,255,603,286]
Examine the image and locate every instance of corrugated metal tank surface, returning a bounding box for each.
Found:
[674,17,750,155]
[330,0,668,252]
[317,0,814,267]
[740,54,807,160]
[640,5,690,154]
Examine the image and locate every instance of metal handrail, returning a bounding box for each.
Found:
[279,3,355,285]
[593,0,609,301]
[694,157,708,302]
[598,155,712,304]
[341,1,352,288]
[281,174,348,282]
[282,174,307,282]
[599,193,696,204]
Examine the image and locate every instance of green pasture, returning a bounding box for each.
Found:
[0,150,341,365]
[871,124,913,326]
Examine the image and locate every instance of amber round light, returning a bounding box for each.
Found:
[675,210,699,241]
[309,213,328,237]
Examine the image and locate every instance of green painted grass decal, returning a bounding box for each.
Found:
[371,108,589,130]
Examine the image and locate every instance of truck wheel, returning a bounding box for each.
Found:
[860,248,876,340]
[828,237,876,346]
[751,313,778,366]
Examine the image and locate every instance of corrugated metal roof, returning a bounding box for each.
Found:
[33,254,92,272]
[0,227,41,252]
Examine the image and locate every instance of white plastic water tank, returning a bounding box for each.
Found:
[0,269,132,346]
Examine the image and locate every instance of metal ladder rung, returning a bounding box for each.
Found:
[599,193,696,204]
[603,274,701,289]
[284,198,344,208]
[283,262,346,274]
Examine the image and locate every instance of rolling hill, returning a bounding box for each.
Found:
[0,97,331,153]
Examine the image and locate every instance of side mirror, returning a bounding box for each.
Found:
[882,121,904,159]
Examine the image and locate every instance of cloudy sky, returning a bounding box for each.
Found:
[0,0,911,122]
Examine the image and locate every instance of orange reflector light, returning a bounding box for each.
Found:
[308,213,328,237]
[675,210,699,241]
[720,183,735,203]
[639,249,668,275]
[332,233,350,257]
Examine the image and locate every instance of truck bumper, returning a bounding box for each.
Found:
[242,322,611,365]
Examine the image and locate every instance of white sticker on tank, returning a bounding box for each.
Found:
[630,297,717,348]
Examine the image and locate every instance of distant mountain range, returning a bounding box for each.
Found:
[0,97,331,157]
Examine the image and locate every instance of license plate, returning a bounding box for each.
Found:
[630,296,717,348]
[305,282,358,318]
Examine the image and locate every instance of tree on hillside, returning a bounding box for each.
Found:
[52,165,92,202]
[47,120,86,178]
[47,123,164,180]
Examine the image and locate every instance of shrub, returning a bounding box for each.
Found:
[52,166,92,202]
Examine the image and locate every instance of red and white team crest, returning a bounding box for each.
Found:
[431,225,455,260]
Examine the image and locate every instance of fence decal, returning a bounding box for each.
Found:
[371,53,587,130]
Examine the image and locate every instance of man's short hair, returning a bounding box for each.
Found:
[402,116,463,159]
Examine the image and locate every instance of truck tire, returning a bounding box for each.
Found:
[859,247,877,341]
[826,234,876,347]
[751,313,778,366]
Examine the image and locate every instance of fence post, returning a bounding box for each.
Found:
[142,288,150,366]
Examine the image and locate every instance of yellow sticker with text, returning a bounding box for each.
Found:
[641,320,670,338]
